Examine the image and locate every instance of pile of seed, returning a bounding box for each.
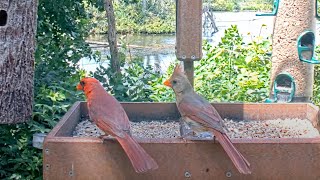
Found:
[73,119,180,138]
[73,119,106,137]
[130,121,180,138]
[222,118,319,139]
[73,118,319,139]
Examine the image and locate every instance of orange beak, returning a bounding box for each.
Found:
[76,83,83,91]
[163,79,172,87]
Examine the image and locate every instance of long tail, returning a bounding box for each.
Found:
[116,133,159,173]
[213,130,251,174]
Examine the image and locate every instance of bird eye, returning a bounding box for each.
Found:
[80,81,85,86]
[172,80,177,84]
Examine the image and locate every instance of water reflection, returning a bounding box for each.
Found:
[79,12,281,73]
[80,34,177,73]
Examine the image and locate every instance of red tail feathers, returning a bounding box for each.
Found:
[116,133,159,173]
[213,130,251,174]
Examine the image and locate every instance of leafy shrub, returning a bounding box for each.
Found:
[0,123,42,179]
[150,25,272,103]
[312,46,320,106]
[93,56,167,102]
[87,0,175,34]
[209,0,235,11]
[239,0,273,11]
[194,25,271,102]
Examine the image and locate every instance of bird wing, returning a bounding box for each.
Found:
[88,93,131,138]
[178,93,225,132]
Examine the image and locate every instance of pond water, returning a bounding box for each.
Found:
[79,11,320,73]
[82,34,176,73]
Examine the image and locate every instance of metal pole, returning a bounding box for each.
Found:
[183,61,194,87]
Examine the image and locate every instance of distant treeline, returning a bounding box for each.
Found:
[86,0,274,34]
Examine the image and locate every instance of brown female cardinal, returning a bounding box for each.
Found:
[77,77,158,173]
[163,64,251,174]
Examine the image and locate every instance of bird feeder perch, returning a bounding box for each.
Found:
[297,30,320,64]
[0,0,38,124]
[176,0,202,86]
[256,0,280,16]
[265,73,296,103]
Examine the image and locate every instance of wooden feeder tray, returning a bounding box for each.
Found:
[43,102,320,179]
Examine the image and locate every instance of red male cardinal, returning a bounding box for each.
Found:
[77,77,158,173]
[163,64,251,174]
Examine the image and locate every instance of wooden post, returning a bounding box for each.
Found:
[105,0,120,74]
[176,0,202,87]
[0,0,38,124]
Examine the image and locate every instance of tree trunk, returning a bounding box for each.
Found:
[104,0,120,74]
[0,0,37,124]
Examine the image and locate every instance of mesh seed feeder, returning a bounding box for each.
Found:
[259,0,318,102]
[296,0,320,64]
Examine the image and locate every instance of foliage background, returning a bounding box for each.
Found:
[88,0,273,34]
[0,0,318,179]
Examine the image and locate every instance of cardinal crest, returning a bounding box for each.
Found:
[173,63,185,75]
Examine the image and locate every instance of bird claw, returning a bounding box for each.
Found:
[179,132,215,141]
[179,131,195,138]
[178,136,188,143]
[98,135,110,140]
[178,131,195,142]
[179,133,206,141]
[183,136,206,141]
[197,132,214,139]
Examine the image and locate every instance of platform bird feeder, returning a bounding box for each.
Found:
[0,0,37,124]
[44,0,320,179]
[44,102,320,179]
